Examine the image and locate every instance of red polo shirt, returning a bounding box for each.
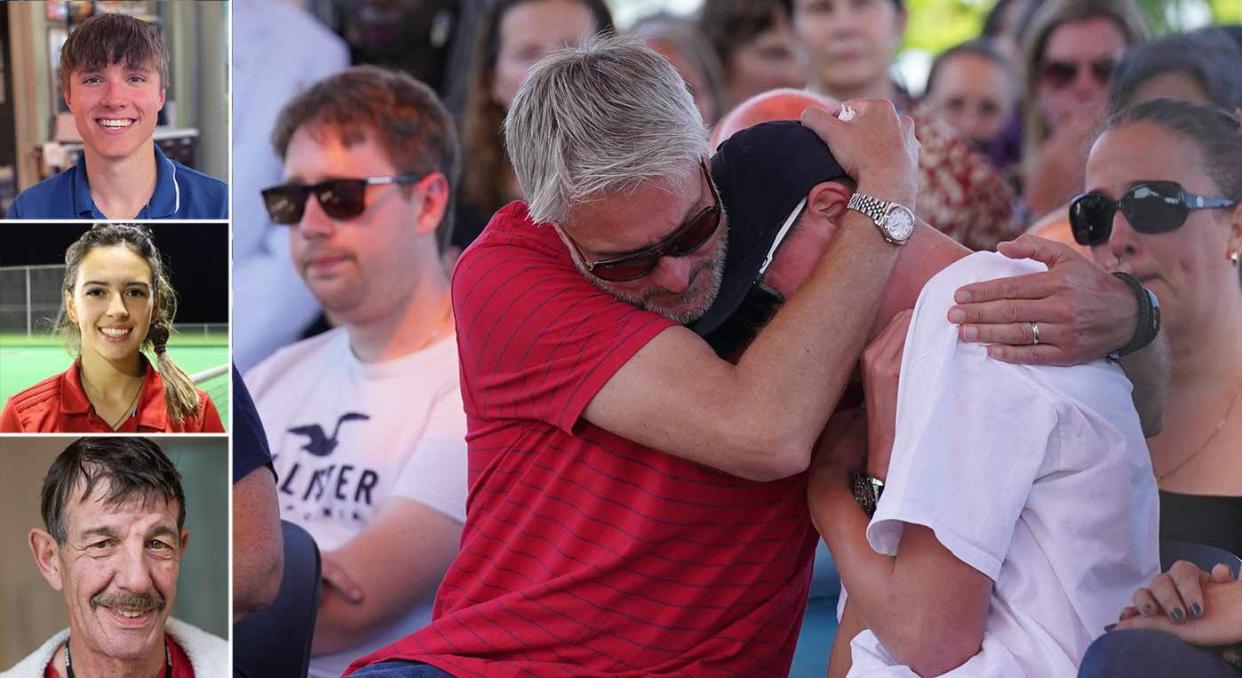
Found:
[0,356,224,433]
[44,636,194,678]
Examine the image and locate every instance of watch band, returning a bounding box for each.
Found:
[847,192,913,245]
[1111,272,1161,358]
[851,473,885,518]
[847,192,889,225]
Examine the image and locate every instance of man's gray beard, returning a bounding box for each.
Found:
[573,229,728,324]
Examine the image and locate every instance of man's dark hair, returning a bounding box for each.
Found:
[59,13,170,93]
[271,65,462,251]
[41,437,186,545]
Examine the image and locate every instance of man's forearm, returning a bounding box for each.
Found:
[811,482,988,677]
[829,599,867,678]
[1120,332,1168,437]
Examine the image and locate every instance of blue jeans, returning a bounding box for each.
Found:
[1079,629,1239,677]
[349,660,454,677]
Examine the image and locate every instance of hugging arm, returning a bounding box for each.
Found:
[949,235,1167,435]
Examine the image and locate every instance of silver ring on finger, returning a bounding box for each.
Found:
[1031,321,1040,346]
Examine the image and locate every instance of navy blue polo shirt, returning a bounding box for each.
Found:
[6,144,228,219]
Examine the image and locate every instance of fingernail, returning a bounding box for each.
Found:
[1171,608,1184,621]
[1190,603,1202,617]
[1104,624,1116,632]
[961,326,978,342]
[955,290,972,303]
[947,307,965,323]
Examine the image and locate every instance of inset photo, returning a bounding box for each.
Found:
[0,435,228,675]
[0,222,228,433]
[0,2,228,219]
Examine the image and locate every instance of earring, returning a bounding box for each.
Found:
[1231,250,1239,266]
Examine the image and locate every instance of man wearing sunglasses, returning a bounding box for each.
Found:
[6,13,227,220]
[245,66,468,678]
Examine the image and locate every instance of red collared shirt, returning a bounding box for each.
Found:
[0,356,223,433]
[43,636,195,678]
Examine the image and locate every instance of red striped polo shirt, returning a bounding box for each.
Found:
[349,202,817,677]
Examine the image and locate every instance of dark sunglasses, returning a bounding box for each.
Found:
[261,175,422,225]
[565,161,721,282]
[1040,58,1116,89]
[1069,181,1237,246]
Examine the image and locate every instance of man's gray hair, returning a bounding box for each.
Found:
[505,34,710,225]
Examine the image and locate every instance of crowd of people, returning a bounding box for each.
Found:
[225,1,1241,677]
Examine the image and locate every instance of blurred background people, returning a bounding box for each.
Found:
[920,39,1020,174]
[790,0,1020,251]
[698,0,807,115]
[1110,27,1242,114]
[793,0,908,105]
[631,13,727,128]
[451,0,614,257]
[1021,0,1148,220]
[232,0,349,372]
[1076,99,1242,556]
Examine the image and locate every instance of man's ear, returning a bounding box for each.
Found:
[179,529,190,556]
[413,173,451,239]
[806,180,853,227]
[29,529,65,592]
[157,87,167,112]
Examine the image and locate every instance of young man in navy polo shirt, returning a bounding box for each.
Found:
[6,13,227,219]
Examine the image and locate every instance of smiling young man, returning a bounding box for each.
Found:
[6,13,227,220]
[6,437,226,677]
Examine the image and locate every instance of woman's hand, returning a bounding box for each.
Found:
[861,311,911,481]
[1113,562,1242,646]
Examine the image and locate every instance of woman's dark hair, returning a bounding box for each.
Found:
[459,0,614,237]
[924,39,1013,97]
[1105,99,1242,204]
[1110,27,1242,114]
[58,223,199,425]
[41,437,185,544]
[698,0,792,79]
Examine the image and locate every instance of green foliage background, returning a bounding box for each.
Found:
[902,0,1241,55]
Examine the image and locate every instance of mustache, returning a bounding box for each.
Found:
[90,590,165,612]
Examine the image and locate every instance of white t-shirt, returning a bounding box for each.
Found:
[847,252,1160,677]
[245,327,468,678]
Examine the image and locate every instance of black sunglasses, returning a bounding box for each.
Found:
[1069,181,1237,246]
[564,161,721,282]
[1040,58,1116,89]
[261,175,423,225]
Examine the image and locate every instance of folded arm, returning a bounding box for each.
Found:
[311,498,461,655]
[810,449,991,677]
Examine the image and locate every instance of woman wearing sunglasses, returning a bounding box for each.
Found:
[0,224,224,432]
[1021,0,1148,220]
[1071,98,1242,561]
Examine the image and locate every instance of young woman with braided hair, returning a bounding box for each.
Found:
[0,223,223,432]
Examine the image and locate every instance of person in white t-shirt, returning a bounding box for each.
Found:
[243,66,465,678]
[699,120,1161,677]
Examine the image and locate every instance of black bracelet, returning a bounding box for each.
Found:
[1111,272,1161,358]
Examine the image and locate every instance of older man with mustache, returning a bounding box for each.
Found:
[6,437,225,678]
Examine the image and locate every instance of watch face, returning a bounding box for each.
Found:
[884,205,916,242]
